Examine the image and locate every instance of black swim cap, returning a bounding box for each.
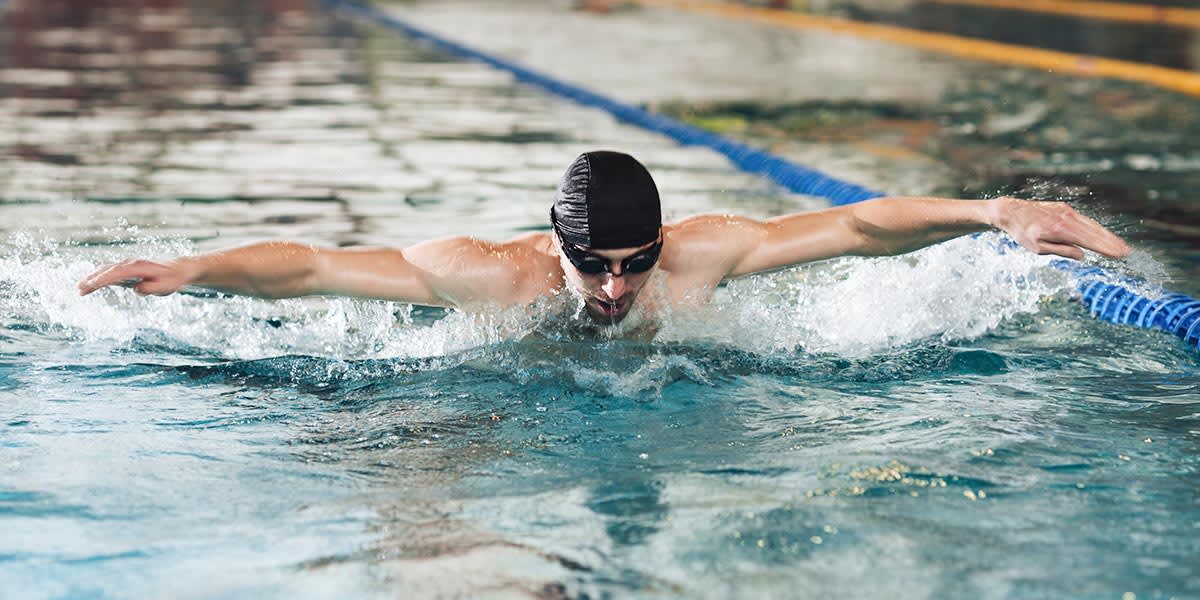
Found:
[550,151,662,249]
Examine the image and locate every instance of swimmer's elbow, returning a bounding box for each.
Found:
[255,246,324,298]
[834,210,882,256]
[303,249,355,298]
[243,271,319,300]
[846,202,934,256]
[255,280,317,299]
[306,246,445,304]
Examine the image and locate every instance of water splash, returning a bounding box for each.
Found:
[1084,248,1171,301]
[660,233,1082,357]
[0,229,1157,365]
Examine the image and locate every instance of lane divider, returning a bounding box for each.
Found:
[628,0,1200,98]
[928,0,1200,30]
[1073,266,1200,348]
[327,0,1200,351]
[327,0,881,204]
[330,0,882,204]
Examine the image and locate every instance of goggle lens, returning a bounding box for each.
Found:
[623,252,658,273]
[562,239,661,276]
[573,255,610,275]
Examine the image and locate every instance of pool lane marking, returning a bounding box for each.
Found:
[628,0,1200,97]
[327,0,883,204]
[927,0,1200,30]
[328,0,1200,351]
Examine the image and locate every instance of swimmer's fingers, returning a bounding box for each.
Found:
[1033,240,1084,261]
[78,259,180,296]
[78,260,133,295]
[1049,207,1131,259]
[999,198,1131,260]
[78,261,126,295]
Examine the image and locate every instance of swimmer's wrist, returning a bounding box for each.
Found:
[167,256,206,286]
[983,196,1012,231]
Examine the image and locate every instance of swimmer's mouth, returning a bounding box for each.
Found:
[591,298,626,316]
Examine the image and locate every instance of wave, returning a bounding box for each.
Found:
[0,228,1168,367]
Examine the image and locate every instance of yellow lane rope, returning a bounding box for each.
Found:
[628,0,1200,97]
[927,0,1200,30]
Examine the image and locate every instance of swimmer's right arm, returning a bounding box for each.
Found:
[77,238,519,306]
[77,241,437,302]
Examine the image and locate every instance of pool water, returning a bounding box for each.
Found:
[2,1,1198,598]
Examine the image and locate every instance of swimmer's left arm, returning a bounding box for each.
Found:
[722,196,1130,277]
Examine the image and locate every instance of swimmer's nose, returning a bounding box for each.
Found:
[601,274,626,300]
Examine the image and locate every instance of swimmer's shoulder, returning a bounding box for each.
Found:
[662,214,760,261]
[500,232,563,301]
[666,213,759,236]
[455,232,556,274]
[444,232,551,259]
[657,215,768,292]
[504,231,557,263]
[508,230,553,249]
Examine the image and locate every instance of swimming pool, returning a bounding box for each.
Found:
[2,1,1198,598]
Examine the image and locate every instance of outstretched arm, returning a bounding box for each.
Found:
[710,196,1130,278]
[78,236,545,307]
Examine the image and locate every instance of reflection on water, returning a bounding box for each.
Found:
[390,0,1200,295]
[833,0,1197,70]
[661,75,1200,294]
[0,0,369,239]
[0,0,796,249]
[2,1,1199,599]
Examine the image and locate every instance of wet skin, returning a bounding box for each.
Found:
[555,238,661,324]
[77,197,1133,330]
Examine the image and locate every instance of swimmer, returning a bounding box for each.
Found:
[78,150,1131,325]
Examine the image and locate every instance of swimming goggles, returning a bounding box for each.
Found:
[558,233,662,276]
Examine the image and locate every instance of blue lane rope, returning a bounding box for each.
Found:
[328,0,1200,352]
[326,0,881,205]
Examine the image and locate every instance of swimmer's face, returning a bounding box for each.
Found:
[557,236,661,324]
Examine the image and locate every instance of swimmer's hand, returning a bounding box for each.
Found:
[78,259,192,296]
[989,197,1131,260]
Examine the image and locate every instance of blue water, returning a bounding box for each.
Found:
[2,1,1199,598]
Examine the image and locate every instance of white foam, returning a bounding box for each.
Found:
[0,229,1164,362]
[655,234,1077,357]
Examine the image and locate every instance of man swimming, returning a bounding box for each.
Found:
[78,151,1131,325]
